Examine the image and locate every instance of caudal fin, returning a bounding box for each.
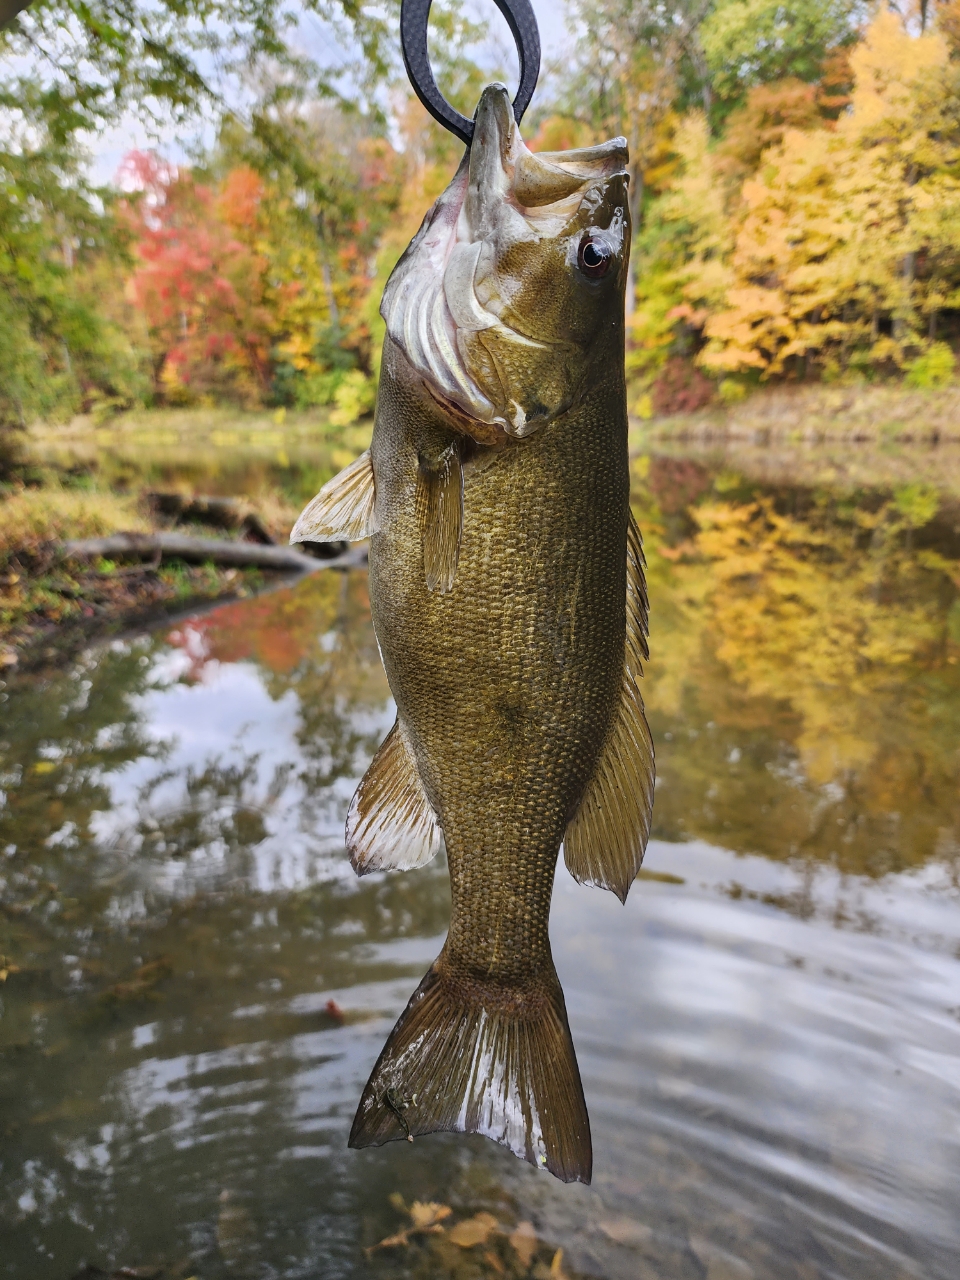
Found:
[348,961,592,1184]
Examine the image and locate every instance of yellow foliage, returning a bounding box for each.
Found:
[644,11,960,384]
[448,1212,500,1247]
[408,1201,453,1230]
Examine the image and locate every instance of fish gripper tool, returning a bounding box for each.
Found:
[400,0,541,145]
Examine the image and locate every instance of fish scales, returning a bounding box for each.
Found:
[291,84,654,1182]
[372,361,625,977]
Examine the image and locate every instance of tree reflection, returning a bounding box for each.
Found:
[636,457,960,877]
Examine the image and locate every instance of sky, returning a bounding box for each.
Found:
[89,0,573,185]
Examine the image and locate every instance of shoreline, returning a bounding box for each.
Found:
[4,387,960,671]
[633,382,960,447]
[0,557,292,675]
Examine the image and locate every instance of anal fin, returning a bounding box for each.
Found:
[290,448,377,544]
[347,719,444,875]
[564,510,655,902]
[417,443,462,594]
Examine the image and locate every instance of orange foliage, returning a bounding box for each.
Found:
[718,80,824,186]
[122,152,273,405]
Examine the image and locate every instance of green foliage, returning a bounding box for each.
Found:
[700,0,858,106]
[329,369,377,426]
[0,0,396,144]
[718,377,748,404]
[0,127,150,428]
[893,482,939,528]
[905,342,956,389]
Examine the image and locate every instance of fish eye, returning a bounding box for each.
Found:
[578,236,612,279]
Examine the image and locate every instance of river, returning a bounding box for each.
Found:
[1,437,958,1279]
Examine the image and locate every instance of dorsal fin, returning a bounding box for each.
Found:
[417,442,463,594]
[290,448,378,544]
[347,719,445,875]
[563,511,655,902]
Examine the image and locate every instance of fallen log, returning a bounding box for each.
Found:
[62,532,365,572]
[146,492,276,544]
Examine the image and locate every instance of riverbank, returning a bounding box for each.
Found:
[633,381,960,446]
[4,387,960,670]
[0,407,370,670]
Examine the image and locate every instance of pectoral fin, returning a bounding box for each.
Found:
[418,443,463,594]
[564,512,655,902]
[347,719,445,875]
[290,448,378,544]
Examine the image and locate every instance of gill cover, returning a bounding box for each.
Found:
[381,84,629,438]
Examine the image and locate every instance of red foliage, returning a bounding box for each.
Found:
[120,151,273,403]
[651,357,715,416]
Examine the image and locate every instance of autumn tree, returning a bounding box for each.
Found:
[635,9,960,391]
[699,0,859,108]
[557,0,715,308]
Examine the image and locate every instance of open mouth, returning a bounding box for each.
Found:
[381,158,504,430]
[381,83,628,440]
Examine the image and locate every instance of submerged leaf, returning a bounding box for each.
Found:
[448,1211,499,1248]
[509,1220,538,1269]
[409,1201,452,1230]
[366,1199,452,1254]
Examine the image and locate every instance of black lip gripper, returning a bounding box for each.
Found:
[400,0,541,145]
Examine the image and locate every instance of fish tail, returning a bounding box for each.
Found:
[348,959,592,1183]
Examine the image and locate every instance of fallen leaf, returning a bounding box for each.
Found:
[364,1230,411,1254]
[600,1216,653,1246]
[409,1201,452,1230]
[365,1200,452,1254]
[323,998,344,1023]
[483,1248,506,1274]
[510,1221,538,1269]
[534,1249,569,1279]
[448,1211,500,1248]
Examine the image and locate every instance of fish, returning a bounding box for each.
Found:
[290,83,654,1184]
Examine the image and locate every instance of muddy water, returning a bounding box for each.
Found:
[1,447,959,1279]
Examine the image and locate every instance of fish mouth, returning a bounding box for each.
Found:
[381,84,627,440]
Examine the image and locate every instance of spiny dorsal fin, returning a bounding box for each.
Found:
[347,719,445,875]
[290,448,378,544]
[563,510,655,902]
[417,443,463,594]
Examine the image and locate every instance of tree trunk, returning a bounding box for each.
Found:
[63,532,365,572]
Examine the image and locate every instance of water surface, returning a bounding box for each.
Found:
[1,446,959,1279]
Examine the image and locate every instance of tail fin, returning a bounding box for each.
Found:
[349,961,592,1184]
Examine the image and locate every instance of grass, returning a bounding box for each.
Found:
[0,486,148,563]
[0,406,366,669]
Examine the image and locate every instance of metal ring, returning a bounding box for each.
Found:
[400,0,541,145]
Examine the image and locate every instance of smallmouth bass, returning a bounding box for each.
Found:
[292,85,654,1184]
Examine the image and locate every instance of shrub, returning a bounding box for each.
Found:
[651,357,715,416]
[904,343,955,390]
